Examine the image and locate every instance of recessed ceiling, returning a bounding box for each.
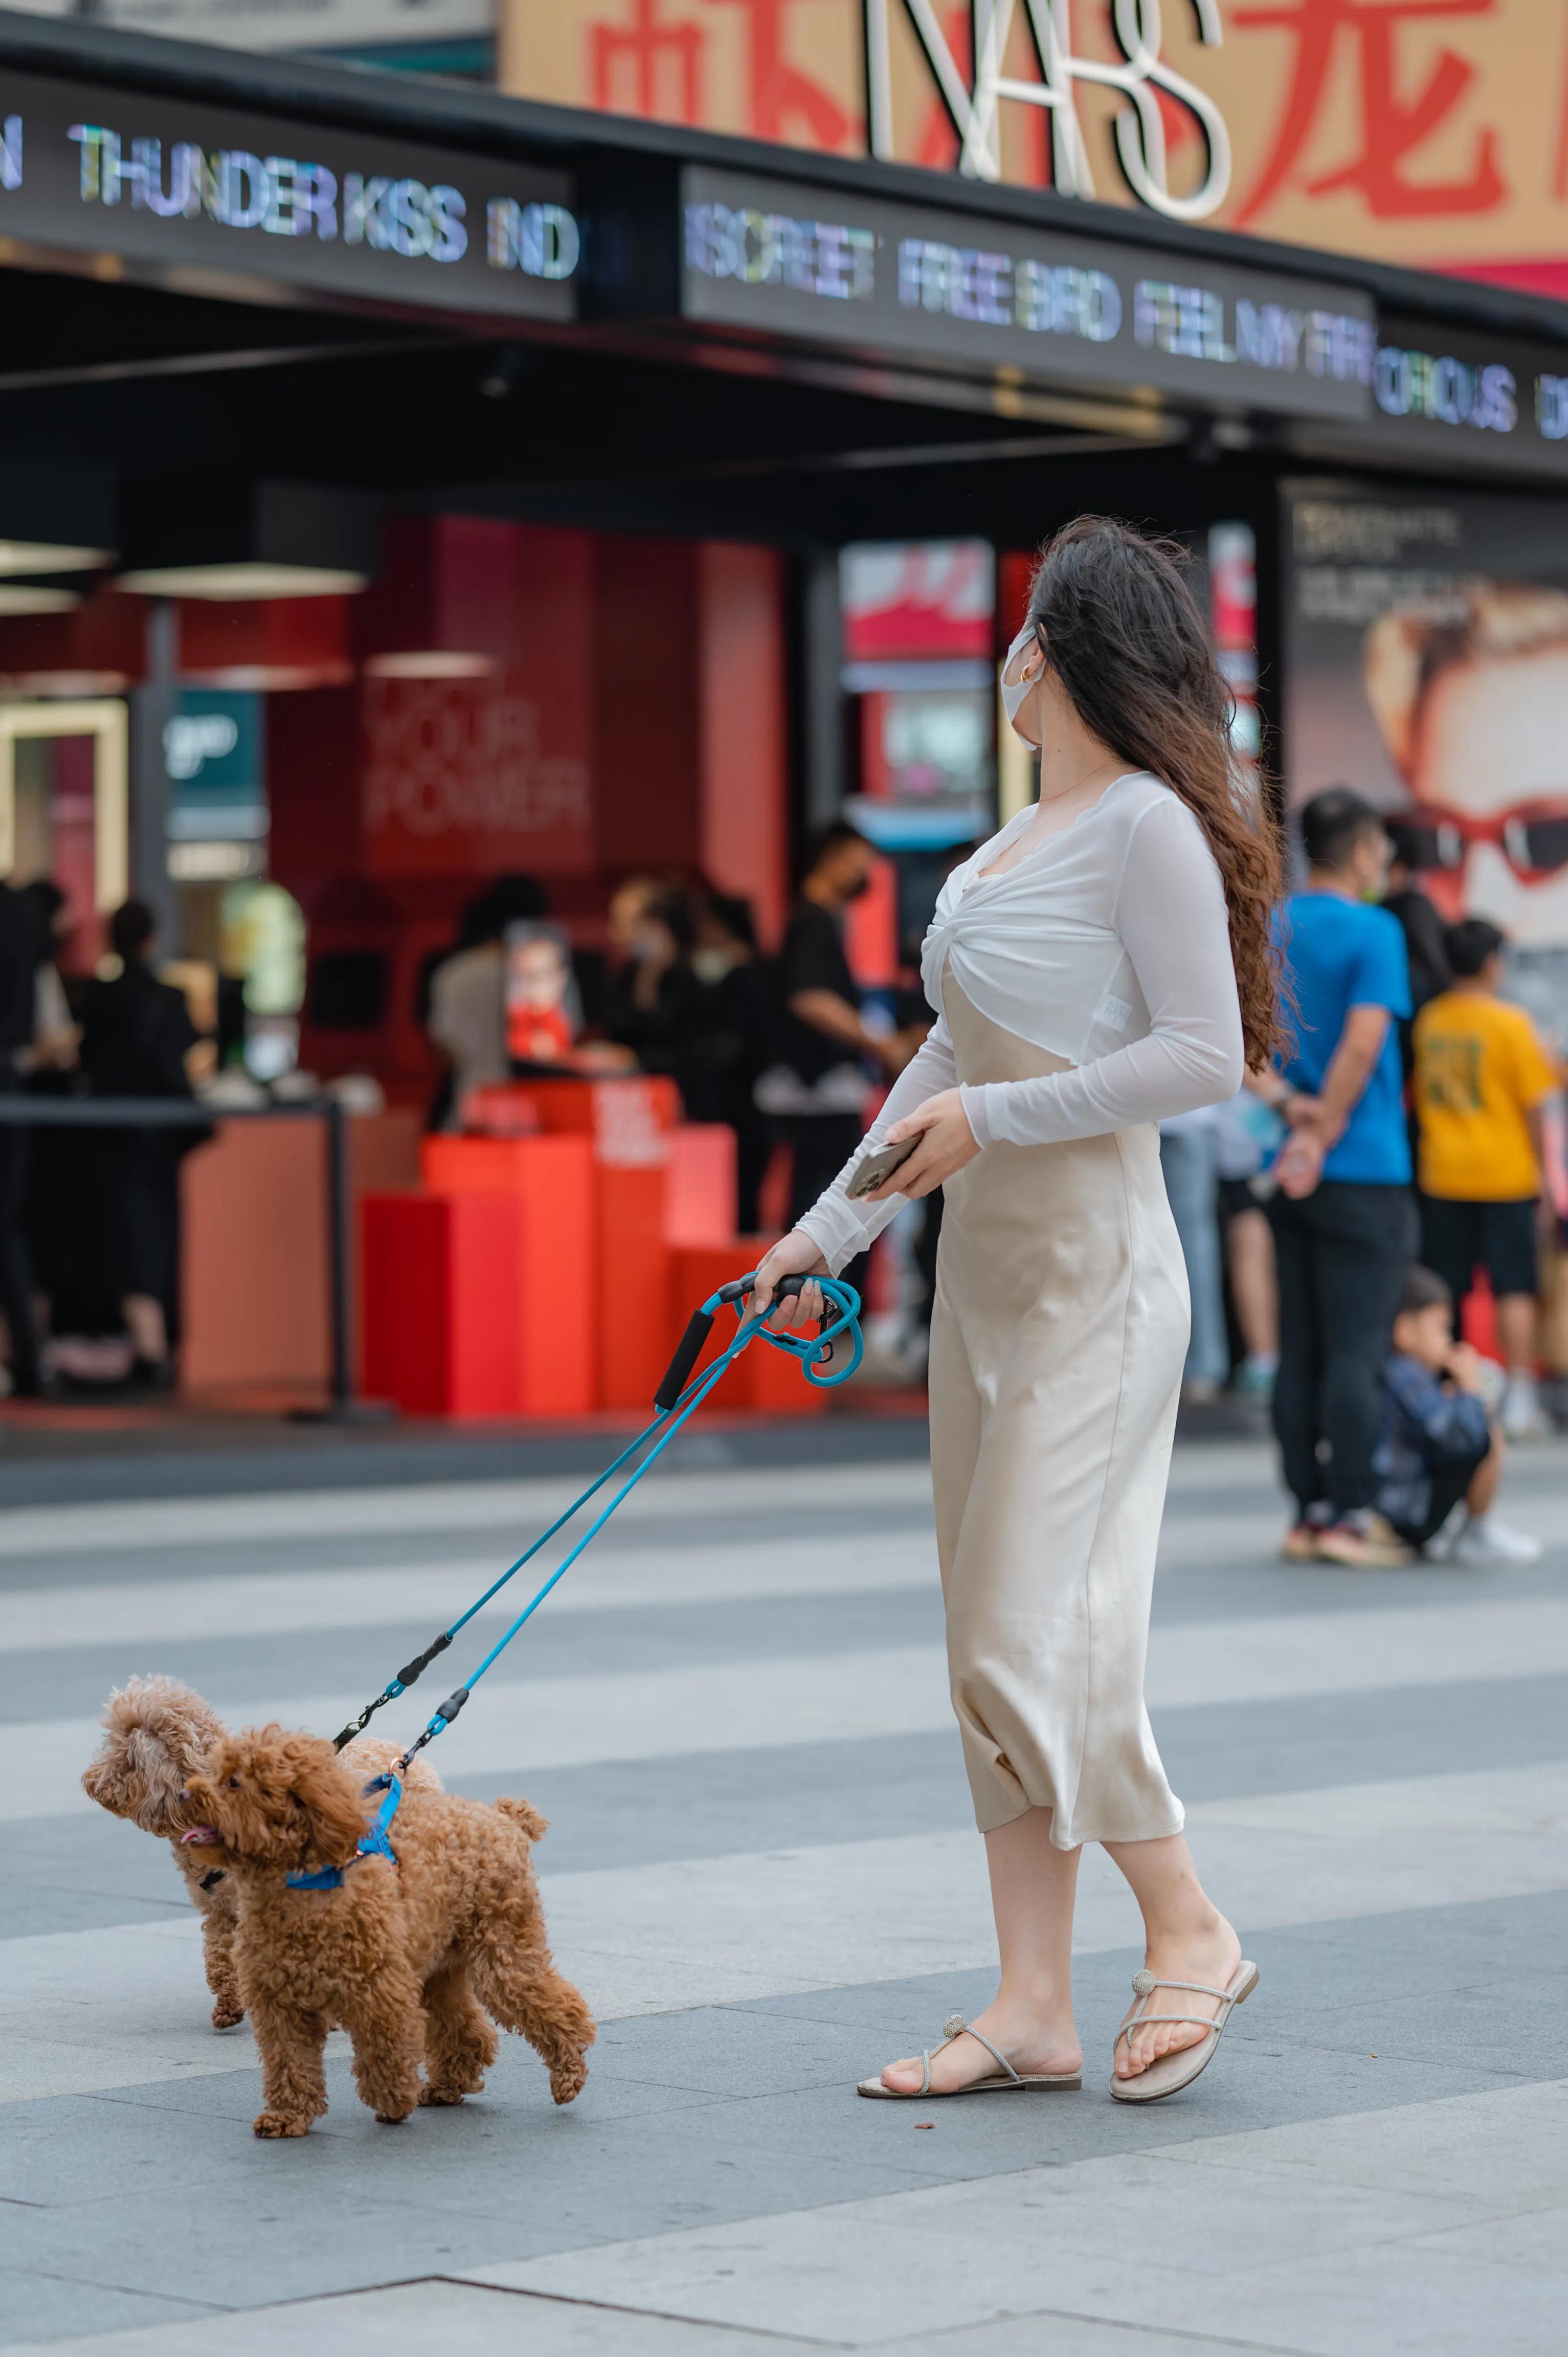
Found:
[116,564,368,601]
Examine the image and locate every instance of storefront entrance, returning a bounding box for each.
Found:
[0,700,128,966]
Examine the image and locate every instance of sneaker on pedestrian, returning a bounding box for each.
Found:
[1314,1509,1415,1568]
[1500,1373,1552,1442]
[1281,1504,1333,1561]
[1421,1501,1469,1562]
[1450,1513,1543,1565]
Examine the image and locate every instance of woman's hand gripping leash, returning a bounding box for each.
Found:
[751,1092,978,1332]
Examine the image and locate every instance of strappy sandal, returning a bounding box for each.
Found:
[857,2013,1082,2099]
[1109,1961,1259,2104]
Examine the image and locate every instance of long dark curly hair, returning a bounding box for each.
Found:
[1023,516,1284,1071]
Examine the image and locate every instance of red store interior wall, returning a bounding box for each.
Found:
[267,517,791,1102]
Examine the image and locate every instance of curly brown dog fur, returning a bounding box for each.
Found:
[182,1724,594,2138]
[81,1678,438,2031]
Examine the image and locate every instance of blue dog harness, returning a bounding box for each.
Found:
[285,1771,402,1892]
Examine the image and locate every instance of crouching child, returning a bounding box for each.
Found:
[1373,1264,1541,1565]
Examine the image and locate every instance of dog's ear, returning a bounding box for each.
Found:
[125,1727,187,1831]
[285,1738,369,1870]
[80,1748,120,1811]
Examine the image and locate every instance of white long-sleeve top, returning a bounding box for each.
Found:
[797,771,1246,1275]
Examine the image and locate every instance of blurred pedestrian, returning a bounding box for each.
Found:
[424,873,550,1127]
[1374,1263,1540,1564]
[1381,818,1452,1022]
[755,823,913,1235]
[1412,917,1563,1441]
[19,881,79,1074]
[689,888,773,1232]
[1256,787,1417,1567]
[1211,1089,1280,1402]
[18,881,84,1375]
[603,885,705,1090]
[79,901,204,1387]
[1159,1106,1228,1405]
[0,881,46,1394]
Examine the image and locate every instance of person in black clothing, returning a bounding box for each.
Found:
[0,882,46,1393]
[1382,816,1454,1171]
[1382,818,1452,1026]
[603,886,706,1091]
[688,890,774,1233]
[755,823,914,1231]
[80,901,202,1385]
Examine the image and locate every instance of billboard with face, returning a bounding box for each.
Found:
[1284,484,1568,1044]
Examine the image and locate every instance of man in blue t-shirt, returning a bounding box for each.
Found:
[1252,788,1418,1567]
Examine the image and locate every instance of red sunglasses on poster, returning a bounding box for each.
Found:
[1399,802,1568,880]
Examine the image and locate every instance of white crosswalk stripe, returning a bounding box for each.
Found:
[10,1589,1568,1822]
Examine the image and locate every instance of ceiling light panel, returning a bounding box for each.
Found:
[0,541,113,577]
[0,587,82,616]
[363,651,495,680]
[116,565,368,602]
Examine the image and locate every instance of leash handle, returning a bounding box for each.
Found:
[652,1273,814,1411]
[654,1307,714,1413]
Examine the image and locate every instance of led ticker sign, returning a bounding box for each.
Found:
[0,70,579,320]
[1355,316,1568,476]
[682,167,1375,423]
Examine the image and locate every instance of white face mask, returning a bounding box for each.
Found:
[1000,622,1044,744]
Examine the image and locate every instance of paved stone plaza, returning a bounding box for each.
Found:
[2,1434,1566,2355]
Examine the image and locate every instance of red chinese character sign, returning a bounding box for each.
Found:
[500,0,1568,291]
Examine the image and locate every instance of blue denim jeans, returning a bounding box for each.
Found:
[1160,1125,1229,1389]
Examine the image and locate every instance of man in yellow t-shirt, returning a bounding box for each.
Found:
[1413,919,1563,1440]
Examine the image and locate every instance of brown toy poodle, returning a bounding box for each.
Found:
[81,1677,438,2030]
[181,1723,594,2138]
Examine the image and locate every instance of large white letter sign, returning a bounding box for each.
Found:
[863,0,1231,223]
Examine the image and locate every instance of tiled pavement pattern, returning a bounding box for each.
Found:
[2,1439,1566,2354]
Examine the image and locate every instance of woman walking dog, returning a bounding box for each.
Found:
[755,519,1280,2103]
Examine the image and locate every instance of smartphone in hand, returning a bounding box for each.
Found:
[845,1133,920,1200]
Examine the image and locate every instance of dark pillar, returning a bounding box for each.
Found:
[129,597,178,947]
[798,547,845,842]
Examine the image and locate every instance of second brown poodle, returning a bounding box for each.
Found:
[81,1677,438,2029]
[182,1724,594,2138]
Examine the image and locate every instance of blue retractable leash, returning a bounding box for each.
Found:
[329,1272,861,1852]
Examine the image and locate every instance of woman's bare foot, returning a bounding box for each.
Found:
[1113,1913,1242,2080]
[880,1998,1081,2094]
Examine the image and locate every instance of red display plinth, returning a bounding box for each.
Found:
[666,1124,736,1247]
[598,1165,670,1409]
[420,1133,596,1415]
[361,1191,520,1417]
[471,1075,683,1413]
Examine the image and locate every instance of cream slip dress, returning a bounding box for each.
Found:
[798,772,1245,1848]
